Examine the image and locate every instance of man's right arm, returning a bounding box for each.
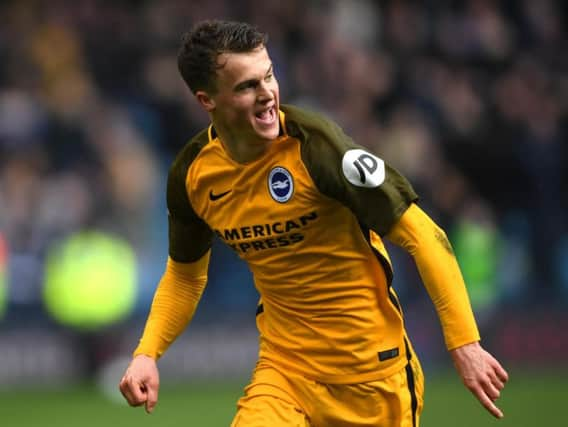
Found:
[119,135,214,412]
[118,251,210,412]
[134,251,211,358]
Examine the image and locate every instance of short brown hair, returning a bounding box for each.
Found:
[178,20,268,94]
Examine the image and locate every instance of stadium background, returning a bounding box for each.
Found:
[0,0,566,425]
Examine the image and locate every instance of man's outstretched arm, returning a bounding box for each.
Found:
[119,251,210,413]
[386,203,508,418]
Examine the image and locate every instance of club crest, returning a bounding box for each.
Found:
[268,167,294,203]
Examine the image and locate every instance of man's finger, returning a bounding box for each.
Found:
[482,377,501,401]
[489,373,505,391]
[119,386,139,406]
[491,360,509,383]
[145,383,159,414]
[120,376,148,406]
[472,385,504,419]
[118,377,136,403]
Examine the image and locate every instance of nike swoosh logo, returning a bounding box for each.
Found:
[209,189,232,201]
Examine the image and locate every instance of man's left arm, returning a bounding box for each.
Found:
[386,203,509,419]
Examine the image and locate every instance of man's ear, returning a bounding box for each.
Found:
[196,90,215,112]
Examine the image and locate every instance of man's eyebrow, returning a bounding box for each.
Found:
[233,63,273,91]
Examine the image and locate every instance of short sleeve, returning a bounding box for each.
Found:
[166,137,214,262]
[286,106,418,236]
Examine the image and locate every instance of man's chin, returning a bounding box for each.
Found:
[255,126,280,142]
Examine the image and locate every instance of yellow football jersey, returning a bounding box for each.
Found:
[167,105,418,383]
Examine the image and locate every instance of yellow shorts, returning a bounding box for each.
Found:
[231,355,424,427]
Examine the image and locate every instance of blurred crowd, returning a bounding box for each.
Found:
[0,0,567,329]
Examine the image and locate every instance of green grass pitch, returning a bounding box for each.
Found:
[1,369,564,426]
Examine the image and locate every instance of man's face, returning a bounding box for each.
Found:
[203,46,280,144]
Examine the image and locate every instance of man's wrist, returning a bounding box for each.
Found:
[133,351,158,360]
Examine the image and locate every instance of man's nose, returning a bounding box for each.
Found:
[257,82,274,102]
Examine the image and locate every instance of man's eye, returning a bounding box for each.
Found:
[265,74,273,81]
[237,82,254,91]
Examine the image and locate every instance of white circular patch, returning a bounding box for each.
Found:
[268,167,294,203]
[341,149,385,188]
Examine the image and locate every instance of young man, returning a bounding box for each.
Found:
[119,20,508,426]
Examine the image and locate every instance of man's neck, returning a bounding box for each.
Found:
[214,125,273,164]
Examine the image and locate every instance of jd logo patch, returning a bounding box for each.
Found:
[268,167,294,203]
[341,149,385,188]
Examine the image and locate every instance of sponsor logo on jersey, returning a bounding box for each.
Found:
[268,167,294,203]
[341,149,385,188]
[214,211,318,254]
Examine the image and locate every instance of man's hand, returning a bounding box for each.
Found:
[118,354,160,414]
[450,341,509,419]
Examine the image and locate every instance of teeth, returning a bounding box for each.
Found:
[257,107,273,121]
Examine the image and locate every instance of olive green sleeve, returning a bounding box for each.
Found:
[284,105,418,236]
[167,131,214,262]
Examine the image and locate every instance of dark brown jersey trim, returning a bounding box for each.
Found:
[282,104,418,236]
[167,128,214,262]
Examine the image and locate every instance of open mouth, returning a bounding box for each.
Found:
[255,106,277,126]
